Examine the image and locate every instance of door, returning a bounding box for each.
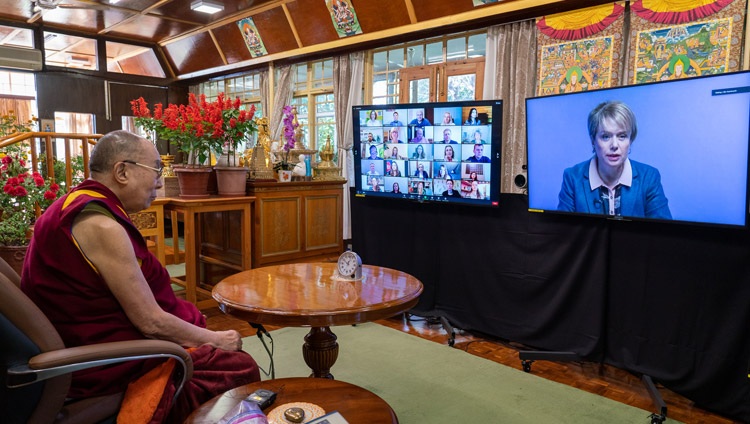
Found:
[399,58,484,103]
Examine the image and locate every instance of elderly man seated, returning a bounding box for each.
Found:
[21,130,260,423]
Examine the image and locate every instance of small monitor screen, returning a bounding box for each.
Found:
[526,71,750,227]
[353,100,502,207]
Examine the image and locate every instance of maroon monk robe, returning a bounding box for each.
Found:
[22,180,259,419]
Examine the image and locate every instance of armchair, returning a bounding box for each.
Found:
[0,259,194,423]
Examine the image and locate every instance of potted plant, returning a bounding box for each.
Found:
[272,105,298,182]
[130,93,255,197]
[0,143,61,275]
[208,94,257,196]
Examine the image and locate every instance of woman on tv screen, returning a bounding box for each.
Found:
[557,101,671,219]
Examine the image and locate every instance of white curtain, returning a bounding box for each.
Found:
[269,65,294,143]
[259,67,269,121]
[333,51,364,240]
[484,20,537,194]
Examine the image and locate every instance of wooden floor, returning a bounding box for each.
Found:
[203,307,740,424]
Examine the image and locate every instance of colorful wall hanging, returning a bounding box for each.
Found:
[237,17,268,58]
[627,0,746,84]
[326,0,363,38]
[536,3,625,96]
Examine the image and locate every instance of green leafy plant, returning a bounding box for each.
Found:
[38,154,85,193]
[0,144,61,246]
[0,112,36,137]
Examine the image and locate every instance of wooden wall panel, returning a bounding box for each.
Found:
[286,2,339,46]
[164,32,224,76]
[350,0,411,32]
[36,72,106,117]
[305,195,341,250]
[213,24,253,64]
[259,197,302,259]
[109,82,168,117]
[115,53,165,79]
[109,15,199,42]
[252,7,300,54]
[410,0,475,22]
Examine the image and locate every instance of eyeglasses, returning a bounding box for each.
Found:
[121,160,163,178]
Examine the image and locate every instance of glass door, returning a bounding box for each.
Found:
[399,58,484,103]
[399,66,436,103]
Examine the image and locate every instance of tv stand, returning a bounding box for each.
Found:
[642,375,667,424]
[518,351,668,423]
[406,313,456,347]
[518,350,581,373]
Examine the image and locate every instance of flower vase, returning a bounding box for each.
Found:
[215,166,249,196]
[278,169,293,183]
[0,245,27,279]
[173,166,212,198]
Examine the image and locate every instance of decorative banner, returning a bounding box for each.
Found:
[237,17,268,58]
[537,3,625,40]
[627,0,745,84]
[325,0,362,38]
[536,3,625,95]
[631,0,733,24]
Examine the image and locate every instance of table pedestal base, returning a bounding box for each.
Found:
[303,326,338,379]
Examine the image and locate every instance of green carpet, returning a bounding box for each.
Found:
[242,323,681,424]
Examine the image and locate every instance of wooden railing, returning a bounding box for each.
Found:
[0,131,102,192]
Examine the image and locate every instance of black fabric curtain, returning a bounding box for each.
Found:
[351,191,750,422]
[606,222,750,420]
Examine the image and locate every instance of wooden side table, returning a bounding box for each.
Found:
[164,196,253,309]
[185,377,398,423]
[213,263,423,378]
[129,198,167,266]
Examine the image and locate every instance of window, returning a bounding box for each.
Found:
[195,72,263,118]
[44,32,97,71]
[106,41,165,78]
[371,30,486,105]
[0,71,36,97]
[291,59,336,153]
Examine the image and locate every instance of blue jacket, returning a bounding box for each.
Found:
[558,159,672,219]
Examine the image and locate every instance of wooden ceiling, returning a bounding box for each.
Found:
[0,0,608,82]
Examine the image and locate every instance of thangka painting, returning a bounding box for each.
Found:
[237,17,268,58]
[537,37,616,95]
[325,0,362,38]
[628,0,746,84]
[536,3,625,96]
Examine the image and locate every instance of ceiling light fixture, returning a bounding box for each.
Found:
[190,0,224,14]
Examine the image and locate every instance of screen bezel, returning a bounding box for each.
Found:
[525,70,750,228]
[353,99,503,207]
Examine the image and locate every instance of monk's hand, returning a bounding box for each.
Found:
[214,329,243,351]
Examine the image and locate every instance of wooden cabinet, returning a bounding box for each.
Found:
[247,180,345,267]
[199,180,345,285]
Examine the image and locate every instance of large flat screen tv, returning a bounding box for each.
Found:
[353,100,503,207]
[526,71,750,228]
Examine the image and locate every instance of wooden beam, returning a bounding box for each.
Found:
[282,3,303,49]
[178,0,574,80]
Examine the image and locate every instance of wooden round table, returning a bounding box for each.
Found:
[185,377,398,423]
[212,262,423,378]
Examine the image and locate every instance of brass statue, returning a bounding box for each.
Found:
[292,106,305,150]
[318,134,335,167]
[255,116,271,155]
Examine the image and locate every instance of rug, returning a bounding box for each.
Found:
[242,323,680,423]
